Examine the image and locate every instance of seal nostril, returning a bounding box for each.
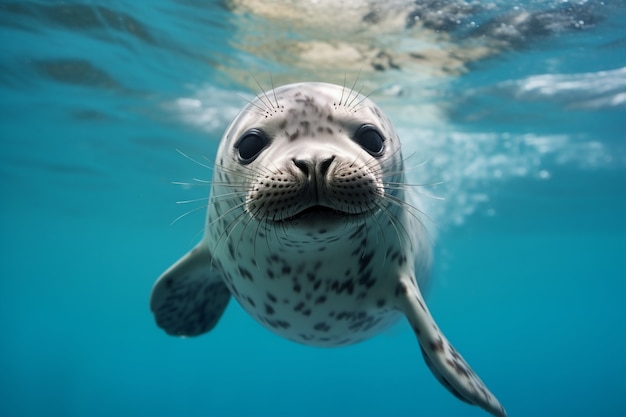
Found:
[318,155,335,176]
[293,158,310,176]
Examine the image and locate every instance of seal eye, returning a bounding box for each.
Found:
[354,124,384,156]
[235,129,269,163]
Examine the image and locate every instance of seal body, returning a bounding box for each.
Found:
[150,82,506,417]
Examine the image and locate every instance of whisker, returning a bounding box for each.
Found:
[209,203,248,255]
[269,72,280,109]
[176,197,211,204]
[236,92,269,116]
[170,203,208,226]
[376,200,412,253]
[251,73,275,112]
[383,193,436,245]
[352,84,381,113]
[344,67,363,108]
[347,82,366,110]
[176,148,214,170]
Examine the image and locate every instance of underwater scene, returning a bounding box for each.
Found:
[1,1,625,416]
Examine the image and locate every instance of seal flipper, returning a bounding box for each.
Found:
[396,277,507,417]
[150,243,230,337]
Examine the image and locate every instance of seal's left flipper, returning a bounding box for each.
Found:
[150,243,230,337]
[396,277,507,417]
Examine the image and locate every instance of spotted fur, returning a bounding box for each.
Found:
[150,82,506,417]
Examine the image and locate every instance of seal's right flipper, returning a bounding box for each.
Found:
[150,243,230,337]
[395,277,506,417]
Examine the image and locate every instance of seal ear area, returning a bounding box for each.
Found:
[394,278,507,417]
[234,128,271,164]
[150,243,231,337]
[353,124,385,157]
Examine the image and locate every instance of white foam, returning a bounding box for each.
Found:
[500,66,626,109]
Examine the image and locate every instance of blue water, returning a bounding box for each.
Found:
[1,1,625,416]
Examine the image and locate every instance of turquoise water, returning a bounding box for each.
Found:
[1,1,625,417]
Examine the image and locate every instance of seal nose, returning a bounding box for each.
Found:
[293,156,335,178]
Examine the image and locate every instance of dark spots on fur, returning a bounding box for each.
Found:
[395,282,407,297]
[268,254,280,264]
[348,314,378,331]
[306,273,316,282]
[335,311,355,320]
[282,265,292,275]
[265,303,275,315]
[267,269,275,279]
[447,359,470,378]
[333,278,354,295]
[358,269,376,290]
[264,318,290,329]
[276,320,290,329]
[293,283,302,293]
[313,322,331,332]
[429,337,445,353]
[376,298,386,308]
[313,280,322,291]
[289,130,300,141]
[314,295,327,305]
[302,308,311,316]
[245,296,256,308]
[164,278,174,289]
[278,120,287,130]
[238,266,253,282]
[327,114,334,122]
[266,292,277,303]
[294,301,305,312]
[348,223,366,240]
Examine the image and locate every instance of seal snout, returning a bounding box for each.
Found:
[292,155,336,179]
[293,155,336,208]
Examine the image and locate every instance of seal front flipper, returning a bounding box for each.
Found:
[150,243,230,337]
[395,277,507,417]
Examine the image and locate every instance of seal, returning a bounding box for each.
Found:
[150,82,506,417]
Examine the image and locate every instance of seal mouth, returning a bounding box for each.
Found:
[283,205,353,222]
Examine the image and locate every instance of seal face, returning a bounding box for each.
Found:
[150,83,506,417]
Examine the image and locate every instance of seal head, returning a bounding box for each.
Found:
[150,82,506,417]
